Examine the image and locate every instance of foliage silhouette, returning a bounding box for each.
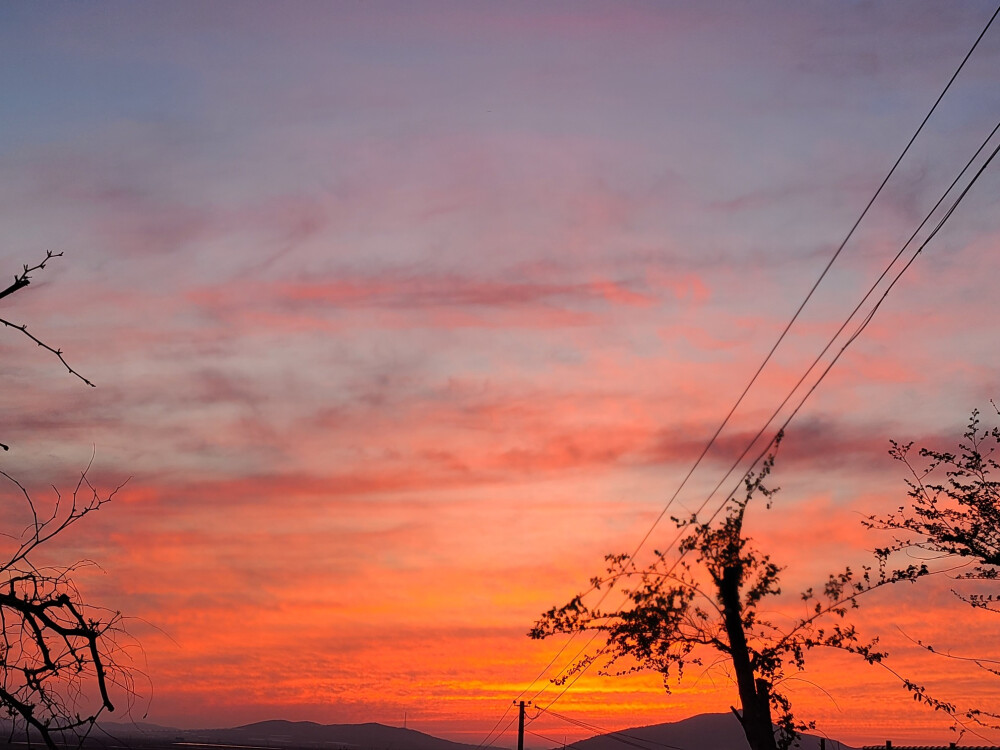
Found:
[868,406,1000,610]
[866,406,1000,729]
[531,435,931,750]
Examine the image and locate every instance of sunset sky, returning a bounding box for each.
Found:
[2,2,1000,747]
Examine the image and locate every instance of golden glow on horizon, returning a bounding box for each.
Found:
[4,2,1000,745]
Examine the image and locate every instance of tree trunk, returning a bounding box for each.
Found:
[718,562,779,750]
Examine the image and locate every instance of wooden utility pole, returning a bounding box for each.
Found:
[515,700,530,750]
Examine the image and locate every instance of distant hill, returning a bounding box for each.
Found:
[93,718,487,750]
[565,713,856,750]
[81,714,854,750]
[203,720,485,750]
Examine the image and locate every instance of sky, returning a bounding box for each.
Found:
[2,1,1000,747]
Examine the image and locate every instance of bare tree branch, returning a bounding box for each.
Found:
[0,251,94,394]
[0,250,62,303]
[0,470,134,748]
[0,254,134,747]
[0,317,95,388]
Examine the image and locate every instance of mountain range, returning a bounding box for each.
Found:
[85,712,856,750]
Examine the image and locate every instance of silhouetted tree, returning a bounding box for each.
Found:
[531,437,931,750]
[868,406,1000,611]
[0,253,130,748]
[866,406,1000,730]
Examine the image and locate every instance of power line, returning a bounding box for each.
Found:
[528,632,603,705]
[524,0,1000,700]
[479,0,1000,735]
[479,710,520,750]
[618,0,1000,570]
[532,113,1000,714]
[523,16,1000,719]
[705,120,1000,539]
[666,113,1000,549]
[525,729,569,748]
[543,110,1000,710]
[540,708,690,750]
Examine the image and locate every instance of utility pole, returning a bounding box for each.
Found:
[514,700,531,750]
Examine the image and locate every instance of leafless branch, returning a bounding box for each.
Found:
[0,471,133,748]
[0,316,95,387]
[0,253,134,747]
[0,252,94,453]
[0,251,62,303]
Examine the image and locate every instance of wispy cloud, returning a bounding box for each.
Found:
[2,1,999,743]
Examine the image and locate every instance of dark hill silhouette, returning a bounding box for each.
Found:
[566,713,856,750]
[89,718,486,750]
[79,714,855,750]
[201,720,483,750]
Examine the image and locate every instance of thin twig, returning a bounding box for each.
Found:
[0,317,95,387]
[0,250,62,302]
